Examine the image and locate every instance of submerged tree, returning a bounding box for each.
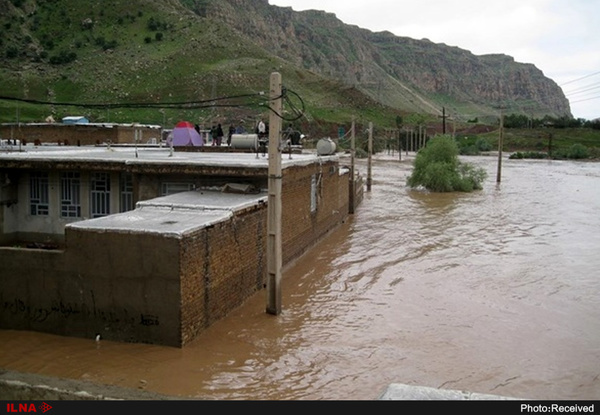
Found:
[407,135,487,192]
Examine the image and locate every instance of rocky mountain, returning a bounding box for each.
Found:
[199,0,570,120]
[0,0,571,132]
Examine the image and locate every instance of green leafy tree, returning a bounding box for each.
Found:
[407,135,487,192]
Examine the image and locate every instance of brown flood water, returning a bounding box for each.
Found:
[1,153,600,400]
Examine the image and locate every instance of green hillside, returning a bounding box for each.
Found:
[0,0,403,135]
[0,0,579,141]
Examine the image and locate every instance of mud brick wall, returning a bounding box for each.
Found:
[0,228,183,346]
[179,206,267,345]
[281,160,350,265]
[0,157,355,347]
[63,229,182,346]
[0,124,158,146]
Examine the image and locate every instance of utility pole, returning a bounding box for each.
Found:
[349,117,356,213]
[440,106,447,135]
[496,109,504,184]
[398,129,402,161]
[367,122,373,192]
[266,72,283,316]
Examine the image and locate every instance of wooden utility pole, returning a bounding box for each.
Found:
[266,72,283,316]
[349,117,356,213]
[496,109,504,184]
[441,107,447,135]
[367,122,373,192]
[398,129,402,161]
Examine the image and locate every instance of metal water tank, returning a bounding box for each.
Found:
[231,134,258,150]
[316,138,336,155]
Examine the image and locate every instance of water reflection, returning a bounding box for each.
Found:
[1,154,599,400]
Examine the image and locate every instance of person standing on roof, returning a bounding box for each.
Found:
[228,124,235,146]
[235,120,246,134]
[257,119,266,139]
[215,123,224,146]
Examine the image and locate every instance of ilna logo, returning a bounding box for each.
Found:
[6,403,52,413]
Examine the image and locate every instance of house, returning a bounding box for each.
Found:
[0,143,363,347]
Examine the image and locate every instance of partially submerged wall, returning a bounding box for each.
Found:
[0,157,357,347]
[0,230,182,346]
[179,205,267,345]
[282,160,350,264]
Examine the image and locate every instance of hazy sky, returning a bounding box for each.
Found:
[268,0,599,120]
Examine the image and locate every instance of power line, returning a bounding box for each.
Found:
[564,82,600,96]
[560,71,600,87]
[570,95,600,104]
[0,88,306,122]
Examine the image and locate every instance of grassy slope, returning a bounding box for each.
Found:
[467,127,600,158]
[0,0,404,135]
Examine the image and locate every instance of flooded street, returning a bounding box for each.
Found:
[1,153,599,400]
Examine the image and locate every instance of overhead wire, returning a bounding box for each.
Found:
[0,88,306,121]
[561,71,600,108]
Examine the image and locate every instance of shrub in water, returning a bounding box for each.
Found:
[407,135,487,192]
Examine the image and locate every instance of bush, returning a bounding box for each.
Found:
[459,145,479,155]
[407,135,487,192]
[476,137,492,152]
[567,144,589,159]
[509,151,547,160]
[49,50,77,64]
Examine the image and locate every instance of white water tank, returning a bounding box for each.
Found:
[316,138,336,155]
[231,134,258,150]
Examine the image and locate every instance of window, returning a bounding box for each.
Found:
[161,182,195,196]
[90,172,111,218]
[60,172,81,218]
[30,172,49,216]
[120,173,133,213]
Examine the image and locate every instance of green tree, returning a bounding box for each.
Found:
[407,135,487,192]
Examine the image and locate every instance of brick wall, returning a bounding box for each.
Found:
[179,206,267,345]
[281,160,350,264]
[0,157,356,347]
[0,124,159,146]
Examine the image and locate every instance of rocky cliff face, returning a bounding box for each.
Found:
[198,0,571,119]
[0,0,571,125]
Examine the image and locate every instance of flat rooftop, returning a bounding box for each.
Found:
[67,188,268,238]
[0,145,336,169]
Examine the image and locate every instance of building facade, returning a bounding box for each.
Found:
[0,144,363,347]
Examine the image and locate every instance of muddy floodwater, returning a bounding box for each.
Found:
[1,153,599,400]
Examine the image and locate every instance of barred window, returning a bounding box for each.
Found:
[30,172,49,216]
[120,173,133,213]
[90,172,111,218]
[60,172,81,218]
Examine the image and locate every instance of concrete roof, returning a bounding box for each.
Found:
[67,188,268,238]
[0,145,337,169]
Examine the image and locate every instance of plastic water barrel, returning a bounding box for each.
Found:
[231,134,258,150]
[317,138,336,155]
